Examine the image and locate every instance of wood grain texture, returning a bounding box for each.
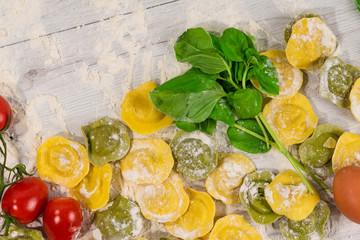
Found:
[0,0,360,239]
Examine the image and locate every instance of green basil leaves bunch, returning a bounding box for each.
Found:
[150,27,278,152]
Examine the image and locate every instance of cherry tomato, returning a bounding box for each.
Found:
[333,165,360,224]
[0,96,12,131]
[1,177,48,224]
[43,197,83,240]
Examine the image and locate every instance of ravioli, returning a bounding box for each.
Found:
[206,153,255,204]
[165,188,215,240]
[120,139,174,184]
[122,81,173,135]
[320,57,360,108]
[332,132,360,172]
[94,196,143,240]
[170,130,218,180]
[208,214,262,240]
[350,78,360,121]
[70,163,112,210]
[82,117,130,166]
[280,201,330,240]
[264,170,320,221]
[3,226,44,240]
[263,93,318,146]
[239,170,282,224]
[135,172,189,223]
[285,16,336,70]
[37,136,90,188]
[299,124,343,177]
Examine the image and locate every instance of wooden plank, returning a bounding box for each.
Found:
[1,0,360,239]
[0,0,178,47]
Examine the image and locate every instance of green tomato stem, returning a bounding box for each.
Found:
[257,113,316,195]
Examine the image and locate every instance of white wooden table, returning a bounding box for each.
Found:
[1,0,360,239]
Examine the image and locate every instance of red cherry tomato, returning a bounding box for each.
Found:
[0,96,12,131]
[333,165,360,224]
[1,177,48,224]
[43,197,83,240]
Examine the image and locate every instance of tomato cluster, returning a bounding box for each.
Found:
[0,96,83,239]
[2,178,83,239]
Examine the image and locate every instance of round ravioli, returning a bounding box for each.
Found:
[264,170,320,221]
[206,153,255,204]
[165,188,215,240]
[122,81,173,135]
[81,117,130,166]
[332,132,360,172]
[70,163,112,210]
[37,136,90,188]
[120,139,174,185]
[135,172,189,223]
[350,78,360,121]
[208,214,262,240]
[251,50,303,99]
[170,131,218,180]
[299,124,343,178]
[320,57,360,108]
[263,93,318,146]
[285,17,336,70]
[94,196,143,240]
[239,171,281,225]
[280,201,330,240]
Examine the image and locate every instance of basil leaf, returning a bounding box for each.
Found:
[176,118,217,134]
[227,88,262,119]
[245,48,259,65]
[356,0,360,12]
[219,28,248,62]
[149,68,226,123]
[175,28,229,74]
[236,62,246,84]
[199,118,217,134]
[247,35,258,51]
[209,98,235,126]
[209,33,223,53]
[176,121,199,132]
[249,55,279,95]
[227,119,271,153]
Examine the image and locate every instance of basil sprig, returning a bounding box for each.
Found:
[149,27,330,194]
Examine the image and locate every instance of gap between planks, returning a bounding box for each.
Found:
[0,0,181,49]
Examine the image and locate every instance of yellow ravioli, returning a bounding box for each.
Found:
[350,78,360,122]
[263,93,318,146]
[252,50,303,99]
[208,214,262,240]
[37,136,89,188]
[120,139,174,185]
[205,153,255,204]
[165,188,215,240]
[332,132,360,172]
[70,163,112,210]
[264,170,320,221]
[135,172,189,223]
[122,81,173,135]
[285,17,337,70]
